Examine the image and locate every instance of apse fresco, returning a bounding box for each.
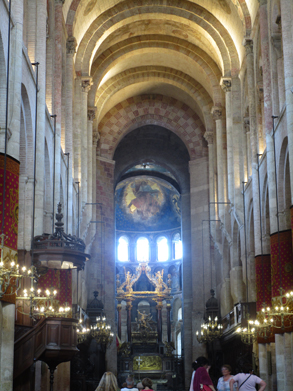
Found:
[115,176,181,231]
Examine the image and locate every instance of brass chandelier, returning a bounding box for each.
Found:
[196,316,223,343]
[0,235,38,298]
[77,315,114,346]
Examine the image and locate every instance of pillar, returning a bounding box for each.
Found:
[231,77,244,211]
[0,302,15,391]
[5,0,23,159]
[65,37,77,234]
[80,78,92,205]
[188,157,209,384]
[157,301,163,343]
[34,0,47,236]
[96,156,116,372]
[126,301,132,343]
[167,303,171,342]
[211,107,227,218]
[204,131,216,227]
[243,39,263,259]
[280,0,293,207]
[243,117,251,179]
[53,0,65,213]
[220,78,234,205]
[259,0,278,234]
[117,303,122,340]
[86,107,96,242]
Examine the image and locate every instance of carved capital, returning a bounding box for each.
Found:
[204,131,214,145]
[211,106,223,121]
[243,39,253,55]
[88,106,97,121]
[81,77,93,93]
[66,36,77,55]
[220,77,232,93]
[93,130,100,146]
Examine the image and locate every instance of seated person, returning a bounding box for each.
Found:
[142,378,154,391]
[121,377,139,391]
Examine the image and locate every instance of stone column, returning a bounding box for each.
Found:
[157,301,163,343]
[117,303,122,340]
[189,157,210,385]
[65,37,77,234]
[34,0,47,236]
[96,156,116,372]
[220,78,234,205]
[6,0,23,159]
[243,39,262,256]
[243,117,251,178]
[211,107,227,218]
[204,131,216,225]
[92,129,99,238]
[126,301,132,342]
[231,77,244,211]
[80,78,92,205]
[280,0,293,206]
[0,303,15,391]
[167,303,171,342]
[86,107,96,242]
[259,0,278,234]
[53,0,65,212]
[258,343,269,388]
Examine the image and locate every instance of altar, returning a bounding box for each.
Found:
[116,262,184,390]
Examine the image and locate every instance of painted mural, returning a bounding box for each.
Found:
[115,176,181,231]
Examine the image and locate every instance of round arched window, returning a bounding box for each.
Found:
[117,236,129,262]
[136,237,149,262]
[172,233,182,260]
[157,236,168,262]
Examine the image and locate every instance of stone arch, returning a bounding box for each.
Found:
[18,84,34,250]
[95,66,214,125]
[89,35,224,108]
[74,0,240,76]
[98,95,207,161]
[65,0,251,42]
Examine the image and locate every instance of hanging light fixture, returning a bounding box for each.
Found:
[0,237,38,298]
[196,315,223,343]
[77,314,114,347]
[236,317,258,345]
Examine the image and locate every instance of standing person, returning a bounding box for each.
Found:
[121,377,139,391]
[217,365,237,391]
[142,378,154,390]
[192,357,216,391]
[96,372,119,391]
[229,364,266,391]
[190,361,197,391]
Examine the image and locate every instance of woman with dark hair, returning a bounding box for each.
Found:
[192,357,216,391]
[141,378,154,390]
[229,364,266,391]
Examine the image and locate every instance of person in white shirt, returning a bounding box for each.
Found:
[121,377,139,391]
[229,364,266,391]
